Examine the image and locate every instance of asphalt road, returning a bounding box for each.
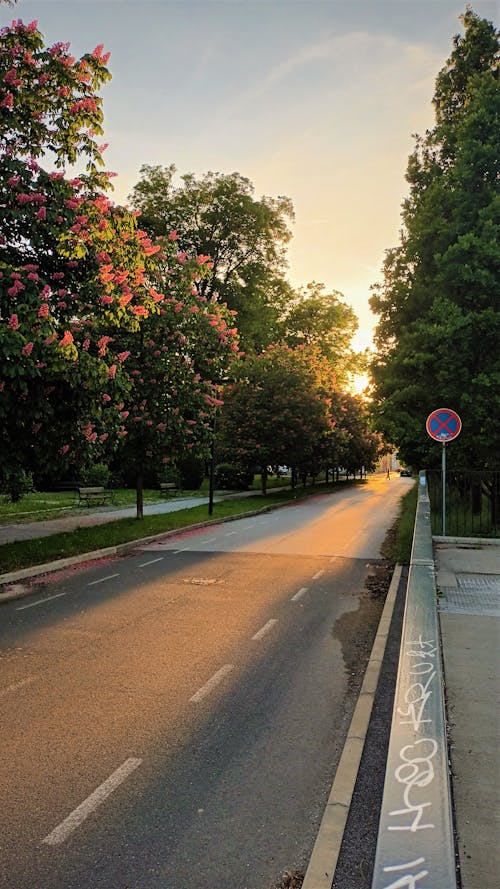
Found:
[0,476,413,889]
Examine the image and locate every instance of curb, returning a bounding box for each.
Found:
[301,563,403,889]
[0,502,283,602]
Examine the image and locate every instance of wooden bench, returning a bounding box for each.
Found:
[78,486,113,506]
[159,482,177,496]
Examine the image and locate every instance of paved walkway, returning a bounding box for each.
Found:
[434,537,500,889]
[0,495,221,545]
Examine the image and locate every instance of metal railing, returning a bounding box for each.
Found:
[371,471,457,889]
[427,469,499,538]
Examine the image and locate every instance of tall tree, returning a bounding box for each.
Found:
[370,9,499,470]
[128,164,295,353]
[218,344,335,493]
[280,280,362,387]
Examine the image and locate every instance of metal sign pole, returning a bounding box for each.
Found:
[442,441,446,536]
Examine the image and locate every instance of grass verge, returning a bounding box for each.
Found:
[381,481,418,566]
[0,481,361,576]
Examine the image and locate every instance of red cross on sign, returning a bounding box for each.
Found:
[426,408,462,442]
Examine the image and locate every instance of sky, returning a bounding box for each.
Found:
[4,0,499,353]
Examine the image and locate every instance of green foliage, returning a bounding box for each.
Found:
[280,281,362,386]
[178,454,205,490]
[79,463,110,487]
[128,164,295,353]
[0,467,33,502]
[215,462,254,490]
[370,10,500,469]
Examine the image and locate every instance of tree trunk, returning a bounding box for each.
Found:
[136,469,144,520]
[261,466,268,496]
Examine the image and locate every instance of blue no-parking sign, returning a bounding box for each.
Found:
[425,408,462,536]
[426,408,462,442]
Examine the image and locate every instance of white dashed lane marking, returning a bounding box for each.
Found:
[88,574,120,587]
[189,664,235,703]
[42,758,142,846]
[16,592,67,611]
[291,587,308,602]
[138,558,163,568]
[251,619,278,641]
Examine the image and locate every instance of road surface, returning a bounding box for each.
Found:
[0,476,413,889]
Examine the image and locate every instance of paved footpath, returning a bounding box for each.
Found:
[0,495,220,545]
[435,537,500,889]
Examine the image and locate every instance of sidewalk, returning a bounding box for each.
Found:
[0,494,220,546]
[434,536,500,889]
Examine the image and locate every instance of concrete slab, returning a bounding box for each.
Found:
[435,539,500,889]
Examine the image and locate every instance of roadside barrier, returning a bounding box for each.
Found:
[371,471,457,888]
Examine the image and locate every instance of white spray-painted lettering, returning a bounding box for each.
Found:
[382,857,429,889]
[388,738,437,831]
[397,637,437,732]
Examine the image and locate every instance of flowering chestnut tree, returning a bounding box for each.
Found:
[0,19,238,502]
[111,243,239,516]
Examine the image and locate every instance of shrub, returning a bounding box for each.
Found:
[0,468,34,502]
[215,463,254,490]
[80,463,111,487]
[178,455,204,490]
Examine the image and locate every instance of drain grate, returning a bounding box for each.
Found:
[438,574,500,616]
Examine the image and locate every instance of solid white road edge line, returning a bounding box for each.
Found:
[301,564,403,889]
[189,664,235,703]
[42,757,142,846]
[251,618,278,641]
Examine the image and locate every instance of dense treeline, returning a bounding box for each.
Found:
[369,9,499,470]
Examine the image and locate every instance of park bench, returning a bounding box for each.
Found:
[159,482,177,496]
[77,486,113,507]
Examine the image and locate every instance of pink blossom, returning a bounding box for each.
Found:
[32,422,42,434]
[59,330,74,347]
[168,231,178,240]
[130,306,149,317]
[120,410,129,419]
[97,336,113,355]
[36,207,47,221]
[1,93,14,110]
[38,304,49,319]
[60,444,70,455]
[8,314,19,330]
[99,433,109,442]
[117,351,130,363]
[44,334,57,345]
[21,342,33,357]
[7,175,20,187]
[27,272,39,281]
[102,393,111,402]
[108,364,117,380]
[100,295,114,305]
